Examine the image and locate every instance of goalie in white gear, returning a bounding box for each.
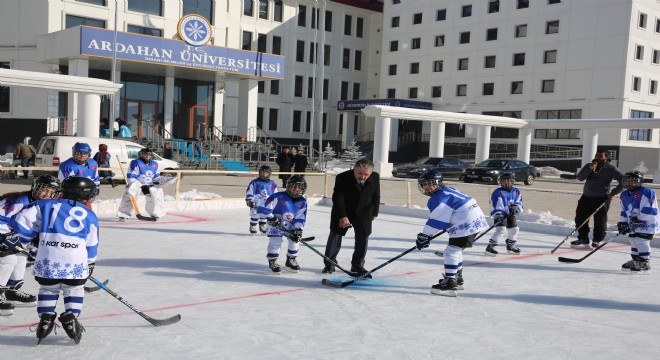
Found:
[118,148,169,219]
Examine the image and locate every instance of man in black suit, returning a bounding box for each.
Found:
[323,158,380,276]
[276,147,294,187]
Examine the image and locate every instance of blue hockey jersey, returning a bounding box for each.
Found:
[258,192,307,237]
[619,187,660,235]
[58,158,100,186]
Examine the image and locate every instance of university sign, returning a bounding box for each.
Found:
[79,27,285,79]
[337,99,432,111]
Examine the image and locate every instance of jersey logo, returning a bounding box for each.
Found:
[283,212,294,222]
[634,194,641,199]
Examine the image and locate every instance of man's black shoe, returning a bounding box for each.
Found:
[351,266,372,279]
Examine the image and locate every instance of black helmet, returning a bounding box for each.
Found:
[623,171,644,190]
[499,173,515,190]
[31,175,60,200]
[138,148,153,163]
[258,165,272,181]
[61,176,97,202]
[417,170,443,196]
[286,175,307,199]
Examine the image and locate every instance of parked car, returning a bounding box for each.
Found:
[462,159,539,185]
[392,157,469,179]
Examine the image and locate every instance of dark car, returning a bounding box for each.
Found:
[462,159,539,185]
[392,157,469,179]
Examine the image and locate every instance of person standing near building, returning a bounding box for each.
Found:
[572,149,623,249]
[14,139,35,179]
[293,148,308,175]
[276,146,294,187]
[322,158,380,277]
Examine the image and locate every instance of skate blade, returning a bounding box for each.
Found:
[430,289,458,297]
[506,251,521,255]
[570,245,591,250]
[455,285,465,291]
[630,270,650,275]
[434,251,444,257]
[484,251,497,257]
[9,302,36,308]
[0,309,14,316]
[284,268,299,273]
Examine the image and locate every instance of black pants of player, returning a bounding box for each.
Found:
[324,220,369,269]
[575,195,610,242]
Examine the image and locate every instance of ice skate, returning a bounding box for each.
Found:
[570,238,590,249]
[36,312,57,344]
[285,256,300,273]
[506,240,521,255]
[621,258,637,271]
[249,224,257,234]
[259,223,267,233]
[351,266,372,279]
[322,265,335,274]
[59,312,85,344]
[430,276,458,297]
[268,258,281,274]
[0,293,15,316]
[4,288,37,307]
[484,243,498,256]
[630,260,651,274]
[591,240,602,248]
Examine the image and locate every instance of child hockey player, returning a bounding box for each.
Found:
[617,171,660,273]
[58,142,100,187]
[93,143,115,187]
[118,148,167,220]
[485,173,523,256]
[245,165,279,234]
[3,176,99,344]
[259,175,308,274]
[0,175,61,315]
[414,170,489,297]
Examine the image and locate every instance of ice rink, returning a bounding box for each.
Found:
[1,203,659,359]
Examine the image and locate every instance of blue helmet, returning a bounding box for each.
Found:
[72,142,92,156]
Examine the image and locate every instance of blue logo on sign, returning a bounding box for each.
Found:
[178,14,212,46]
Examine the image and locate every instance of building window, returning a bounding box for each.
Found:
[486,28,498,41]
[257,34,267,52]
[541,79,555,93]
[308,77,314,98]
[65,14,106,29]
[546,20,559,34]
[484,55,496,68]
[488,0,500,13]
[354,50,362,70]
[432,86,442,98]
[629,110,653,141]
[483,83,494,96]
[292,110,302,132]
[325,10,332,31]
[437,9,446,21]
[639,13,647,29]
[241,31,252,50]
[268,109,278,131]
[257,107,264,129]
[456,84,467,96]
[462,5,472,17]
[309,41,317,63]
[127,24,162,37]
[274,0,283,22]
[298,5,306,26]
[409,87,418,99]
[650,80,657,95]
[353,115,359,136]
[636,45,644,61]
[258,0,269,20]
[296,40,305,62]
[656,18,660,33]
[390,41,398,52]
[458,58,469,70]
[511,81,523,94]
[294,76,304,97]
[258,81,265,94]
[341,81,349,100]
[356,17,364,37]
[515,24,527,38]
[517,0,529,9]
[513,53,525,66]
[391,16,400,28]
[433,60,443,72]
[127,0,162,16]
[323,79,329,100]
[633,76,641,92]
[410,63,420,74]
[311,7,319,29]
[548,0,561,3]
[411,38,421,49]
[353,83,360,99]
[387,89,396,98]
[459,32,471,44]
[388,64,397,75]
[243,0,254,16]
[653,49,660,65]
[413,13,423,24]
[544,50,557,64]
[270,80,280,95]
[324,45,331,66]
[272,36,282,55]
[434,35,445,47]
[0,62,9,112]
[535,110,582,139]
[76,0,107,5]
[344,15,352,36]
[342,48,350,69]
[182,0,213,24]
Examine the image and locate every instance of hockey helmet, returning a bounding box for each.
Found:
[72,142,92,164]
[623,171,644,190]
[31,175,61,200]
[61,176,97,202]
[99,144,108,152]
[499,173,515,190]
[286,175,307,199]
[138,147,153,162]
[258,165,272,181]
[417,170,444,196]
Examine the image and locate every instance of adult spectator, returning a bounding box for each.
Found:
[163,142,174,160]
[323,158,380,277]
[14,139,35,179]
[293,148,308,174]
[572,149,623,248]
[275,146,294,187]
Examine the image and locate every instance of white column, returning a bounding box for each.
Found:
[582,129,599,165]
[214,82,225,139]
[78,93,101,138]
[373,116,393,177]
[654,148,660,184]
[340,113,348,148]
[163,76,174,139]
[389,118,398,151]
[517,128,532,163]
[238,79,258,141]
[429,121,446,157]
[475,125,491,163]
[68,58,89,136]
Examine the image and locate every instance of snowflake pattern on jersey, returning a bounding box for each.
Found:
[447,214,488,236]
[33,258,87,279]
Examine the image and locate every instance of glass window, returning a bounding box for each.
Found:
[632,76,641,92]
[274,0,283,22]
[548,0,561,3]
[409,87,418,99]
[268,109,278,131]
[656,18,660,33]
[411,38,421,49]
[544,50,557,63]
[484,55,496,68]
[483,83,494,95]
[306,112,311,132]
[652,49,660,64]
[462,5,472,17]
[242,31,252,50]
[356,17,364,37]
[387,89,396,98]
[127,24,162,37]
[270,80,280,95]
[511,81,523,94]
[294,76,304,97]
[307,77,314,98]
[410,62,419,74]
[459,32,470,44]
[258,81,265,94]
[432,86,442,98]
[546,20,559,34]
[353,83,360,100]
[390,41,398,52]
[293,110,302,132]
[324,45,331,66]
[309,42,317,63]
[0,61,9,112]
[311,8,319,29]
[391,16,400,28]
[488,0,500,13]
[513,53,526,66]
[325,11,332,31]
[65,14,106,29]
[517,0,529,9]
[257,107,264,129]
[76,0,107,5]
[258,0,268,20]
[413,13,423,25]
[456,84,467,96]
[389,64,397,75]
[534,109,582,139]
[354,50,362,71]
[298,5,306,27]
[128,0,162,16]
[257,34,267,52]
[541,79,555,93]
[433,60,443,72]
[636,45,644,60]
[639,13,647,28]
[183,0,213,24]
[437,9,446,21]
[650,80,657,95]
[515,24,527,38]
[272,36,282,55]
[296,40,305,62]
[341,81,349,100]
[458,58,468,70]
[435,35,445,47]
[342,48,350,69]
[344,15,352,36]
[629,110,653,141]
[486,28,498,41]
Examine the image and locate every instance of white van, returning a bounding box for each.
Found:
[34,136,180,180]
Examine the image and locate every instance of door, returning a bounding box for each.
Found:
[126,100,158,138]
[190,105,208,139]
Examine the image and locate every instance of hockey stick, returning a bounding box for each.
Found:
[116,155,157,222]
[557,240,611,263]
[277,226,359,277]
[88,276,181,327]
[434,220,502,257]
[322,230,448,288]
[549,200,608,254]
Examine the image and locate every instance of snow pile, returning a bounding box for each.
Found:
[519,209,574,227]
[537,166,573,178]
[164,189,224,201]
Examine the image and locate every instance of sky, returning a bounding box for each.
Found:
[1,201,659,359]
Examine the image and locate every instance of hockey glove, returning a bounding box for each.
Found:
[416,233,432,250]
[617,222,630,235]
[0,232,20,252]
[87,263,95,278]
[267,216,281,228]
[290,229,303,243]
[493,212,506,225]
[26,246,37,268]
[245,198,256,208]
[630,217,646,227]
[508,204,522,215]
